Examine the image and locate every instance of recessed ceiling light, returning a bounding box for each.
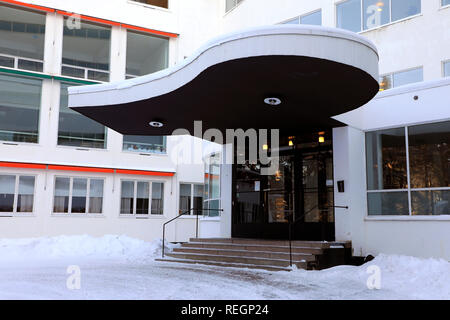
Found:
[264,97,281,106]
[149,121,163,128]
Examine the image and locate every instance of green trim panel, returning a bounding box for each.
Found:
[0,67,100,85]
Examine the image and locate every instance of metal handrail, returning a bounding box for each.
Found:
[287,204,348,267]
[161,208,224,258]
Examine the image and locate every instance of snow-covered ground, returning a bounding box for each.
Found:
[0,235,448,300]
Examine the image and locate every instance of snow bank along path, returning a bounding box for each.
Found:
[0,235,448,300]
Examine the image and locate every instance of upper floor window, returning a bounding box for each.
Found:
[366,121,450,216]
[0,5,45,72]
[444,60,450,77]
[0,73,42,143]
[126,31,169,78]
[123,135,166,154]
[58,82,106,149]
[336,0,421,33]
[62,19,111,82]
[0,174,35,215]
[282,10,322,26]
[379,67,423,91]
[120,180,164,215]
[226,0,244,13]
[443,0,450,7]
[179,183,204,215]
[131,0,168,9]
[53,177,104,214]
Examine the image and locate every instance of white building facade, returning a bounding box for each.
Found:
[0,0,449,260]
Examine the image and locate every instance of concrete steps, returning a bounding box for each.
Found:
[157,238,350,271]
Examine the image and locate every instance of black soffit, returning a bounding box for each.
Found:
[70,28,379,137]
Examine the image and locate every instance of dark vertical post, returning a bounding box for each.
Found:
[162,225,165,258]
[289,223,292,267]
[196,209,199,239]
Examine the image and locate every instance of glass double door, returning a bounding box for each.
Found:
[232,147,335,240]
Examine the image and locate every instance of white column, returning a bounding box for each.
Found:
[107,25,127,153]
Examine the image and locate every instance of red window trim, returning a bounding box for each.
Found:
[0,162,174,176]
[0,1,178,38]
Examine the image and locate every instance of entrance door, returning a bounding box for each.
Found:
[232,141,335,240]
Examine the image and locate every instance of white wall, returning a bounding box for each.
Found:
[333,80,450,260]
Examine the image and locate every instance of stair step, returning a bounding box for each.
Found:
[189,238,349,249]
[165,252,307,268]
[155,258,294,272]
[173,247,316,261]
[182,242,323,254]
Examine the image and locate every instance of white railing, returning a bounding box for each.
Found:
[0,53,43,71]
[61,64,110,82]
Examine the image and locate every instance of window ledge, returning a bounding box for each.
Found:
[119,214,166,219]
[52,213,105,218]
[122,150,168,157]
[440,4,450,11]
[359,13,423,35]
[0,213,35,218]
[365,215,450,222]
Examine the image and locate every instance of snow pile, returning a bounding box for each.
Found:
[0,235,172,263]
[358,254,450,299]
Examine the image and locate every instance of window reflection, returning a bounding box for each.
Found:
[366,128,408,190]
[408,121,450,188]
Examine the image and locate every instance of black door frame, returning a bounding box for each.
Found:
[231,139,335,241]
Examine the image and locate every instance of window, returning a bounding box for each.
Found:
[179,183,204,215]
[62,19,111,82]
[379,67,423,91]
[53,177,104,214]
[58,82,106,148]
[0,73,42,143]
[444,60,450,77]
[126,31,169,78]
[226,0,244,12]
[123,30,169,153]
[130,0,168,9]
[282,10,322,26]
[120,180,164,215]
[204,153,221,217]
[366,120,450,216]
[337,0,421,32]
[123,135,167,154]
[0,5,45,72]
[0,175,35,214]
[443,0,450,7]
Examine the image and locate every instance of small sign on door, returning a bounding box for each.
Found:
[255,181,260,191]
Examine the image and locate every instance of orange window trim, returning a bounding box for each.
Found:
[116,169,174,177]
[48,165,115,173]
[0,162,47,169]
[0,162,174,176]
[0,0,54,12]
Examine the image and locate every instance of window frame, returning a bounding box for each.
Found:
[127,0,170,11]
[225,0,245,14]
[335,0,422,33]
[281,9,322,26]
[56,81,108,150]
[443,59,450,78]
[52,176,105,216]
[0,4,46,73]
[365,121,450,217]
[119,179,165,217]
[61,18,112,82]
[0,71,43,145]
[0,173,37,217]
[379,66,423,91]
[178,182,204,215]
